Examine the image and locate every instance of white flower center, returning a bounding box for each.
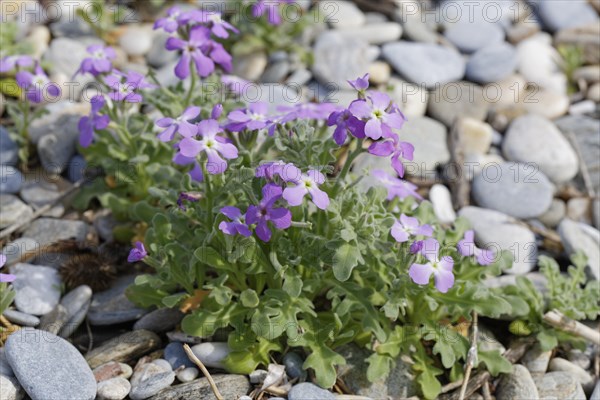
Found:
[32,75,47,87]
[93,50,105,59]
[209,13,222,23]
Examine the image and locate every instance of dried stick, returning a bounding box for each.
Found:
[543,309,600,345]
[183,343,224,400]
[458,312,478,400]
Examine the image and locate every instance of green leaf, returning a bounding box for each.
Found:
[194,247,234,272]
[366,353,393,382]
[222,339,281,374]
[302,344,346,388]
[537,329,559,351]
[478,350,512,376]
[425,325,470,369]
[240,289,260,308]
[332,243,362,282]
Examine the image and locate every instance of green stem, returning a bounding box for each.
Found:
[332,138,364,196]
[184,66,197,108]
[202,162,214,229]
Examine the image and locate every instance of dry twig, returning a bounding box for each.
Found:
[458,312,478,400]
[543,309,600,345]
[183,343,224,400]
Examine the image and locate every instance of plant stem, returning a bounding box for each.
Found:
[184,66,197,108]
[332,138,364,196]
[202,162,214,229]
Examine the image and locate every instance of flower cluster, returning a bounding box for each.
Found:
[75,44,116,77]
[14,63,61,103]
[252,0,296,25]
[155,7,234,80]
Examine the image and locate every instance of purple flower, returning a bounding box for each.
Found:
[127,242,147,262]
[178,119,238,174]
[211,104,223,119]
[409,238,455,293]
[227,102,271,132]
[166,25,232,79]
[282,166,330,210]
[16,64,61,103]
[103,70,154,103]
[256,161,299,181]
[156,106,200,142]
[246,183,292,242]
[391,214,433,243]
[154,6,182,33]
[410,240,424,255]
[371,170,422,201]
[252,0,294,25]
[0,55,33,73]
[277,102,339,124]
[458,230,495,266]
[79,95,110,147]
[173,153,204,182]
[221,75,251,95]
[76,45,116,76]
[0,254,16,283]
[187,10,239,38]
[177,191,202,210]
[368,134,414,177]
[348,92,406,140]
[327,109,365,146]
[219,206,252,237]
[348,73,369,92]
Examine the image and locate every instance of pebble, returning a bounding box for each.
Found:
[5,328,96,400]
[382,42,465,88]
[523,89,570,120]
[129,362,175,400]
[400,13,439,44]
[38,304,69,334]
[556,23,600,64]
[164,342,196,370]
[466,43,518,84]
[387,77,428,119]
[286,68,312,87]
[88,275,149,325]
[12,263,61,316]
[444,20,505,54]
[0,166,23,194]
[0,374,23,400]
[548,357,595,392]
[472,162,554,219]
[588,83,600,103]
[456,118,493,156]
[535,372,587,399]
[397,117,450,177]
[66,154,87,183]
[0,348,14,377]
[517,34,567,95]
[57,285,92,336]
[536,1,599,32]
[133,308,185,334]
[93,362,133,382]
[428,82,490,127]
[336,343,416,399]
[97,377,131,400]
[459,206,537,274]
[569,100,597,116]
[19,180,65,218]
[503,115,578,184]
[176,367,199,383]
[288,383,336,400]
[0,195,33,229]
[147,374,250,400]
[320,1,365,29]
[2,309,40,327]
[567,349,591,370]
[165,331,203,345]
[21,218,88,247]
[190,342,231,369]
[313,31,370,88]
[594,199,600,229]
[261,61,290,83]
[365,12,387,24]
[495,364,539,400]
[283,352,306,379]
[119,25,153,56]
[249,369,268,384]
[37,114,80,175]
[539,199,566,228]
[522,344,552,377]
[567,198,592,225]
[232,52,268,81]
[558,219,600,281]
[368,61,391,85]
[85,330,162,369]
[338,23,402,45]
[429,184,456,224]
[43,37,94,99]
[0,126,18,167]
[146,31,178,69]
[592,381,600,400]
[573,65,600,84]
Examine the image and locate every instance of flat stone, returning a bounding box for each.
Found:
[539,199,566,228]
[93,361,133,382]
[398,117,450,178]
[2,309,40,327]
[567,198,593,225]
[591,381,600,400]
[472,162,554,219]
[37,114,80,175]
[444,20,505,53]
[0,195,33,229]
[382,42,465,88]
[558,219,600,281]
[176,367,199,383]
[336,343,416,399]
[12,263,62,316]
[288,383,336,400]
[496,364,539,400]
[85,330,162,369]
[190,342,230,369]
[283,352,306,380]
[0,348,14,377]
[466,43,518,84]
[0,374,23,400]
[21,218,89,247]
[164,342,195,370]
[517,33,567,95]
[232,52,268,82]
[119,24,153,56]
[97,377,131,400]
[459,206,537,274]
[133,308,185,334]
[429,184,456,224]
[456,118,493,156]
[0,126,18,167]
[567,349,591,370]
[147,374,250,400]
[523,89,569,120]
[260,61,290,83]
[0,166,23,194]
[503,115,578,184]
[337,23,402,45]
[88,275,149,326]
[427,82,490,127]
[19,180,65,218]
[5,328,96,400]
[129,362,175,400]
[57,285,92,337]
[387,77,428,119]
[320,1,365,29]
[535,0,599,32]
[522,343,552,377]
[535,371,587,399]
[313,30,370,88]
[549,357,595,392]
[368,61,391,85]
[38,304,69,334]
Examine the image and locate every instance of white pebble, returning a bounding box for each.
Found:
[176,367,199,383]
[97,377,131,400]
[151,359,172,372]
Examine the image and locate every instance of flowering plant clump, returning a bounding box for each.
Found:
[0,254,16,318]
